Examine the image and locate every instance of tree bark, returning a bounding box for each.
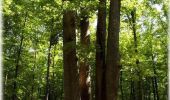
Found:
[79,10,90,100]
[63,6,80,100]
[95,0,106,99]
[106,0,120,99]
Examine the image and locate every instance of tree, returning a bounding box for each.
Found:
[3,0,168,99]
[131,8,142,100]
[95,0,106,99]
[79,9,90,100]
[12,12,27,100]
[63,1,80,99]
[106,0,120,99]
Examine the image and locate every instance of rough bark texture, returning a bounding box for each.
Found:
[79,13,90,100]
[80,14,90,46]
[106,0,120,99]
[63,9,80,100]
[79,62,90,100]
[95,0,106,99]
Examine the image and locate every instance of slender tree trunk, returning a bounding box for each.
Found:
[12,13,27,100]
[31,51,36,100]
[4,73,8,89]
[31,74,35,100]
[106,0,120,99]
[131,8,143,100]
[152,77,156,100]
[31,34,37,100]
[79,10,90,100]
[45,43,51,100]
[152,55,159,100]
[63,3,80,99]
[130,80,135,100]
[45,18,56,100]
[13,33,23,100]
[95,0,106,99]
[37,87,41,99]
[154,76,159,100]
[50,45,56,100]
[145,77,151,100]
[52,45,56,78]
[120,71,124,100]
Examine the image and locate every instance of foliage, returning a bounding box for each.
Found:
[3,0,168,99]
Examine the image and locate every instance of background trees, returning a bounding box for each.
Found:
[3,0,168,100]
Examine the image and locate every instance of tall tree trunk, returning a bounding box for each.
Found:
[45,43,52,100]
[130,79,135,100]
[49,45,56,100]
[120,70,124,100]
[12,12,27,100]
[106,0,120,99]
[63,3,80,99]
[95,0,106,99]
[13,32,23,100]
[31,33,38,100]
[31,50,36,100]
[144,77,151,100]
[152,54,159,100]
[131,8,143,100]
[45,18,57,100]
[79,10,90,100]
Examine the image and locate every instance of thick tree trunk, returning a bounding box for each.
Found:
[79,62,90,100]
[79,11,90,100]
[95,0,106,99]
[63,7,80,100]
[106,0,120,99]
